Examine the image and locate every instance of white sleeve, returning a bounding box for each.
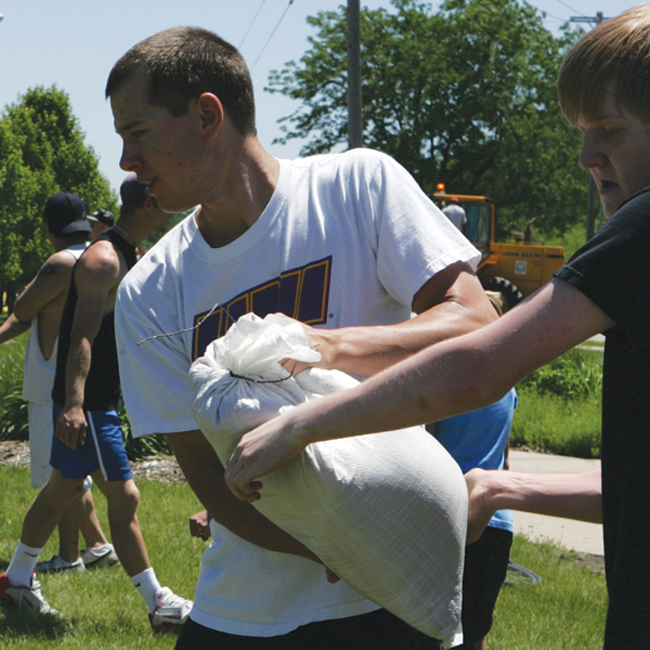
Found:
[359,152,480,306]
[116,280,198,438]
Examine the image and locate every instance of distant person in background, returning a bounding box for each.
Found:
[442,198,467,233]
[87,208,115,239]
[0,192,116,575]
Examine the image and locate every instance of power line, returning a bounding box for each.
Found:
[554,0,585,17]
[238,0,267,50]
[250,0,295,72]
[525,1,570,24]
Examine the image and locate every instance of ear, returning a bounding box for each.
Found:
[196,93,224,141]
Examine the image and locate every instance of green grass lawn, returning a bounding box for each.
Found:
[0,465,203,649]
[488,535,607,649]
[511,387,602,458]
[0,465,608,649]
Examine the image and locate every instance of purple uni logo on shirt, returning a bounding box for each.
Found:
[191,256,332,360]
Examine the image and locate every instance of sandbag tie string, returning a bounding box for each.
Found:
[229,364,297,384]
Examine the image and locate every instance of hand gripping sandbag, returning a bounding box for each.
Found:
[190,313,467,648]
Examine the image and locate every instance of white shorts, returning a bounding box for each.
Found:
[28,401,92,491]
[28,401,54,488]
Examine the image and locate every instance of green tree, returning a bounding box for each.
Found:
[0,86,117,285]
[268,0,587,238]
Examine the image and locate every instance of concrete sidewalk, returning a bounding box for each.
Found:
[508,450,603,556]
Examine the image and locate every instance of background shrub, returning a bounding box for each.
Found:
[0,338,28,441]
[512,347,603,458]
[518,348,602,401]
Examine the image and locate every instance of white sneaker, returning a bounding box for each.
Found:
[148,587,193,632]
[81,544,120,569]
[0,572,59,615]
[35,555,85,574]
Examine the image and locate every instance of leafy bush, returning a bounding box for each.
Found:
[511,387,601,458]
[0,340,28,441]
[519,348,602,401]
[513,348,603,458]
[119,405,172,461]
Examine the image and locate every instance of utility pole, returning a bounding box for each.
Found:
[570,12,610,241]
[569,11,606,27]
[347,0,364,149]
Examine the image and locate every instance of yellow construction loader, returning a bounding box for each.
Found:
[433,184,565,312]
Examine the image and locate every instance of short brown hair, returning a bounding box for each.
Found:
[558,4,650,125]
[105,26,256,136]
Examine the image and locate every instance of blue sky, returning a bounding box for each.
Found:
[0,0,638,195]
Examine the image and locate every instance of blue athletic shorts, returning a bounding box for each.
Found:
[50,404,133,482]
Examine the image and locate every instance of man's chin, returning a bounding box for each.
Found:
[159,201,192,215]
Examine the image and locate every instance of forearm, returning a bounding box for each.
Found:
[166,431,320,561]
[64,337,92,408]
[225,280,614,500]
[312,263,497,377]
[317,302,496,377]
[0,313,30,345]
[282,281,610,445]
[289,337,498,443]
[474,469,602,523]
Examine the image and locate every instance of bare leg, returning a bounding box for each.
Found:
[21,469,85,549]
[92,472,151,577]
[79,489,110,548]
[56,492,84,562]
[56,489,109,562]
[466,468,602,544]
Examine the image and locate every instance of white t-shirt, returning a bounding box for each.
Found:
[22,242,89,404]
[116,149,480,636]
[442,204,467,232]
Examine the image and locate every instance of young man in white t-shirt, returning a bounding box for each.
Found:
[106,27,499,649]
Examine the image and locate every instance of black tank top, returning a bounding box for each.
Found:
[52,229,137,411]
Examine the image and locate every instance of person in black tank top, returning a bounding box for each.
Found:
[52,229,137,412]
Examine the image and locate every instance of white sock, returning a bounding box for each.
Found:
[130,567,161,613]
[7,541,44,587]
[88,543,112,555]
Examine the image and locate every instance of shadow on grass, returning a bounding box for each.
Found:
[0,607,72,641]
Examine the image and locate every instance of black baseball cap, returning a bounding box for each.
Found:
[88,208,115,228]
[44,192,92,235]
[120,173,149,207]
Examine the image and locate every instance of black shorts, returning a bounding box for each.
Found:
[459,526,513,647]
[175,608,443,650]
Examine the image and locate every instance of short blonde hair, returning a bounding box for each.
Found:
[558,4,650,124]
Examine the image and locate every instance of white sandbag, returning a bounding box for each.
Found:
[190,313,467,648]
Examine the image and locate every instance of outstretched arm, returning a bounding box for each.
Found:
[225,279,614,500]
[465,467,602,544]
[292,261,497,377]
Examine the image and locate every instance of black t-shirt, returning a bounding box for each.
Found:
[52,229,137,411]
[555,186,650,649]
